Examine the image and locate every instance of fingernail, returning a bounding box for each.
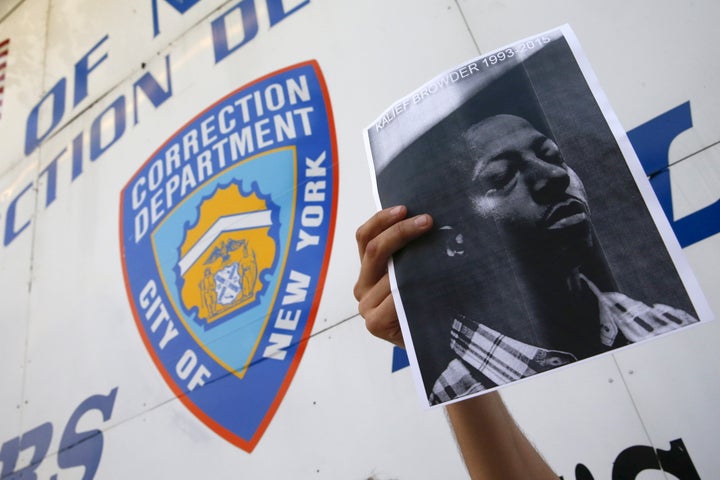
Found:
[414,214,429,226]
[390,205,404,216]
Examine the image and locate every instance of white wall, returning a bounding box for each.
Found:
[0,1,717,478]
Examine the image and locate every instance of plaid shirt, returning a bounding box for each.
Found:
[429,277,698,405]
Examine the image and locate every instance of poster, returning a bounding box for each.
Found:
[364,25,712,407]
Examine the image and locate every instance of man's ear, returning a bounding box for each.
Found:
[439,225,464,257]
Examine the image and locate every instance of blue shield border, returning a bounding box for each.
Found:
[120,61,338,452]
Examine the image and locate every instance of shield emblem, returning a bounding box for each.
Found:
[177,184,277,326]
[120,61,338,452]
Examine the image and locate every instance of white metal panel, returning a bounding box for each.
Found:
[456,1,720,135]
[38,0,229,136]
[669,139,720,220]
[612,143,720,477]
[0,0,48,177]
[613,321,720,480]
[0,0,718,478]
[683,235,720,319]
[0,0,23,21]
[48,317,469,479]
[501,356,659,479]
[0,159,35,437]
[21,104,175,434]
[7,0,482,464]
[16,30,213,434]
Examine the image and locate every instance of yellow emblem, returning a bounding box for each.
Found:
[179,184,276,325]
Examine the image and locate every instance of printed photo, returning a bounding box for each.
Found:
[364,26,707,406]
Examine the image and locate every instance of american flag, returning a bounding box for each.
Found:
[0,39,8,119]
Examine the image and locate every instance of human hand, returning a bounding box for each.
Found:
[353,205,433,347]
[355,207,556,479]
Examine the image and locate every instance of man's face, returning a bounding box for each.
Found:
[461,115,592,257]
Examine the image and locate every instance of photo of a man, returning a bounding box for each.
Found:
[424,114,697,404]
[365,27,707,406]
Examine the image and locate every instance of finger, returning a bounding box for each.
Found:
[355,213,433,297]
[356,205,407,260]
[357,275,404,346]
[365,295,404,348]
[355,271,391,306]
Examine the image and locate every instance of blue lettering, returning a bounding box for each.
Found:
[0,422,53,480]
[267,0,310,27]
[74,35,110,107]
[133,54,173,125]
[25,78,66,156]
[4,183,33,247]
[40,149,64,207]
[392,345,410,372]
[0,432,20,478]
[71,132,84,181]
[90,96,127,161]
[152,0,203,37]
[163,0,201,14]
[54,388,118,480]
[211,0,259,64]
[25,35,110,156]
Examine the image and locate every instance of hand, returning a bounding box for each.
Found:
[354,209,556,480]
[353,206,433,347]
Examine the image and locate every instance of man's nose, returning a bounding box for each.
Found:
[526,157,570,202]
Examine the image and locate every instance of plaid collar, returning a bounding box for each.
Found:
[430,317,578,404]
[429,277,697,404]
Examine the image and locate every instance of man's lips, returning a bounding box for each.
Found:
[543,198,588,230]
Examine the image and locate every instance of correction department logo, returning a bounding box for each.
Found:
[179,184,277,326]
[120,61,337,452]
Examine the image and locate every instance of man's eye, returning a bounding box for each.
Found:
[484,167,517,194]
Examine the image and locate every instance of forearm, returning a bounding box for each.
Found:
[446,391,557,479]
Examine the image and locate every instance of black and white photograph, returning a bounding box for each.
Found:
[364,26,708,407]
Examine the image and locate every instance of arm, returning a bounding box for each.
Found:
[354,206,556,479]
[446,394,557,479]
